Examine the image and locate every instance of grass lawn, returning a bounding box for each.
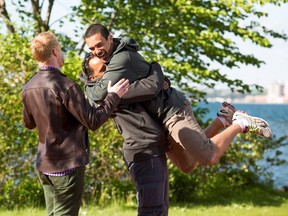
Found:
[1,187,288,216]
[1,201,288,216]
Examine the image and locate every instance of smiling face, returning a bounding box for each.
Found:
[85,33,114,61]
[88,56,106,81]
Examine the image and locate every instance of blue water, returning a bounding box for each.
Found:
[198,102,288,189]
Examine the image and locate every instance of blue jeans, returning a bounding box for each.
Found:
[37,167,85,216]
[128,155,169,216]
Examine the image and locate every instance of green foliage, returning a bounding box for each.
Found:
[61,50,83,83]
[0,33,40,208]
[0,177,44,209]
[0,0,288,209]
[76,0,287,98]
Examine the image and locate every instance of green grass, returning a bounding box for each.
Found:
[1,187,288,216]
[1,202,288,216]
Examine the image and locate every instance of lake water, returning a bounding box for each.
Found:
[198,102,288,189]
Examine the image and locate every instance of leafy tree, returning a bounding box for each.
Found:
[0,0,287,208]
[0,33,42,208]
[76,0,287,96]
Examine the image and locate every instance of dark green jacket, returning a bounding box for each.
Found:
[80,37,167,162]
[80,37,186,161]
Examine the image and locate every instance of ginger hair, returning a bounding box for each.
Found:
[30,32,59,62]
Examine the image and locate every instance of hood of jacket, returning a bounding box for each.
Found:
[79,71,104,87]
[109,36,139,60]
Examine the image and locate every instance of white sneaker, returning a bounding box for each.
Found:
[217,102,236,127]
[232,111,272,138]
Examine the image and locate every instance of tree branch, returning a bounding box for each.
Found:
[107,9,117,30]
[49,13,71,27]
[30,0,43,33]
[43,0,54,31]
[0,0,15,33]
[78,38,86,56]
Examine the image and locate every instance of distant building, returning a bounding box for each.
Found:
[284,81,288,97]
[268,81,282,97]
[205,80,288,104]
[267,81,288,103]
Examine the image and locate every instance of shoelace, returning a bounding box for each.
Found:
[247,125,263,136]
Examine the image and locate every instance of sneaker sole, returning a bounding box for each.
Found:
[233,112,272,138]
[222,102,236,112]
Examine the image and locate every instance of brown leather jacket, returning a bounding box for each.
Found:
[22,68,120,173]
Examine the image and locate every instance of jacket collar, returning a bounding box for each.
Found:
[39,67,66,77]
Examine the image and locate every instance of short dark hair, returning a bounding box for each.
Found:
[164,76,171,87]
[85,24,110,39]
[82,52,94,78]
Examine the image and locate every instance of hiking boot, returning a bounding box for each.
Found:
[232,111,272,138]
[217,102,236,126]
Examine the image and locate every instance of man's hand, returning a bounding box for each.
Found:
[107,79,130,98]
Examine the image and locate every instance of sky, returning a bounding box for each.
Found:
[217,4,288,89]
[6,0,288,89]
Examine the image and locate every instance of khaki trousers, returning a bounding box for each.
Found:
[165,100,215,173]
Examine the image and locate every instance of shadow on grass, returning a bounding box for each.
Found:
[94,185,288,214]
[173,186,288,207]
